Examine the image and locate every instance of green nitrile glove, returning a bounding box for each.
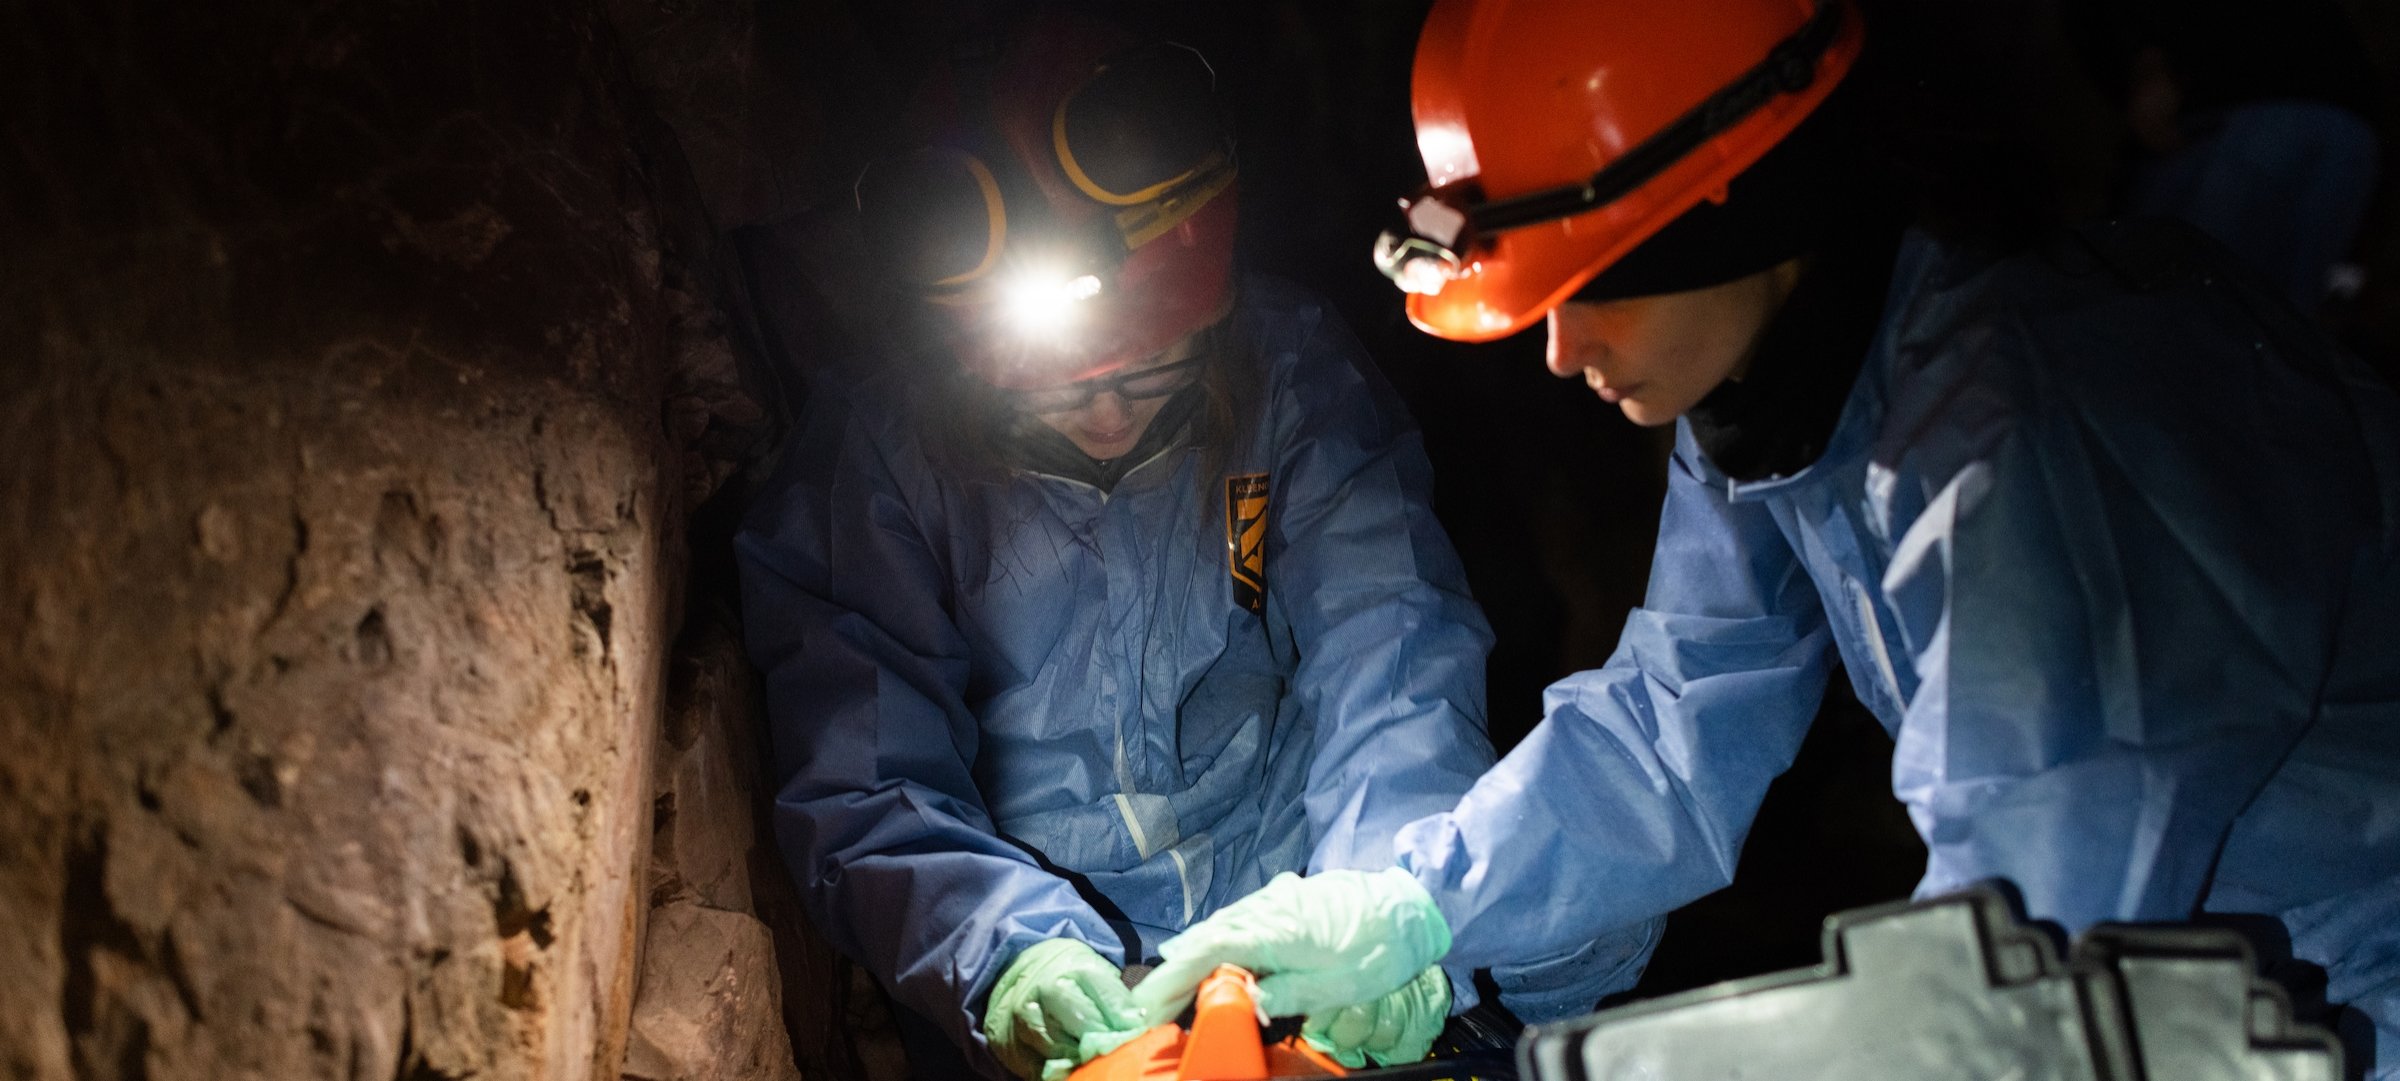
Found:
[982,939,1148,1081]
[1301,963,1452,1068]
[1131,867,1452,1025]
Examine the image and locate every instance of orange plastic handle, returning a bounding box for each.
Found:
[1180,966,1273,1079]
[1065,965,1347,1081]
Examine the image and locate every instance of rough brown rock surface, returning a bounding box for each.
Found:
[624,628,799,1081]
[0,2,727,1078]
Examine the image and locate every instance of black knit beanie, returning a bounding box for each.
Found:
[1572,91,1869,302]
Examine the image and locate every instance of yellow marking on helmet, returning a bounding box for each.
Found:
[933,154,1009,287]
[1053,74,1208,206]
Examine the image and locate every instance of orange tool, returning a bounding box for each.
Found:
[1068,965,1349,1081]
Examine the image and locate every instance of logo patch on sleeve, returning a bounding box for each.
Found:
[1224,473,1270,613]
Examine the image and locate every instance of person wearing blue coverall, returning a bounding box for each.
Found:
[2066,0,2384,317]
[734,14,1636,1080]
[1132,0,2400,1076]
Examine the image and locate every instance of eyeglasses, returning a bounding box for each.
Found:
[1008,354,1208,414]
[1373,0,1847,295]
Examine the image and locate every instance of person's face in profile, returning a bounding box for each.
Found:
[1543,259,1802,426]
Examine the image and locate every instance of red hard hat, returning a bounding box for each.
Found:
[857,14,1238,388]
[1378,0,1864,342]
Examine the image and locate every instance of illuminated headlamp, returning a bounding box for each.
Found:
[1370,0,1846,297]
[1372,203,1470,297]
[998,269,1107,338]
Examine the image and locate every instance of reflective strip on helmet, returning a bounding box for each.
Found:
[1050,41,1225,207]
[1053,102,1211,207]
[1112,152,1235,249]
[932,154,1009,288]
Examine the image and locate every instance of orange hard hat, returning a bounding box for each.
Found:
[1374,0,1865,342]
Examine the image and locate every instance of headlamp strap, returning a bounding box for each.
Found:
[1471,0,1847,237]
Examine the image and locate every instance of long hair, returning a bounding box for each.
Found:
[1187,312,1266,491]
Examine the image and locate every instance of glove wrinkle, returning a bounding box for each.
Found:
[1131,868,1453,1027]
[1299,965,1451,1067]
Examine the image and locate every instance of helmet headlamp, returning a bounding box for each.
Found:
[998,268,1106,340]
[858,26,1241,387]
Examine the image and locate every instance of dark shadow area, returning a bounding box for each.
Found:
[1631,679,1927,997]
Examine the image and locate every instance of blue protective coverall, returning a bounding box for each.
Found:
[736,278,1639,1072]
[1394,221,2400,1071]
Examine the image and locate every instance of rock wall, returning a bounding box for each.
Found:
[623,627,798,1081]
[0,2,748,1078]
[596,0,916,1076]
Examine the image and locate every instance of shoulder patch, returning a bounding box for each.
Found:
[1224,473,1269,613]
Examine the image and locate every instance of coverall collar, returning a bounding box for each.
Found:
[1004,382,1205,493]
[1707,228,1946,504]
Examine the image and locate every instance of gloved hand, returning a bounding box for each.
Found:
[1301,964,1452,1068]
[1131,867,1452,1024]
[982,939,1149,1081]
